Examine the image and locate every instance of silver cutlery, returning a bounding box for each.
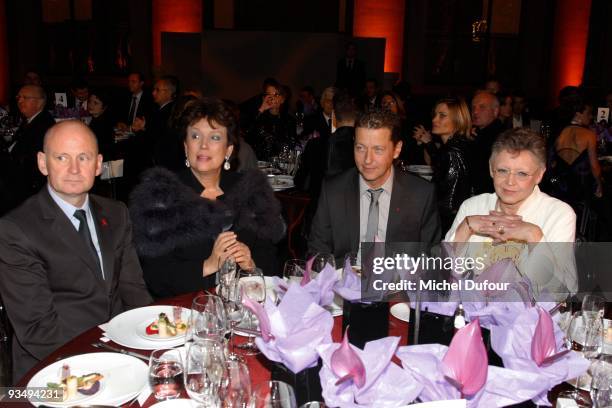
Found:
[91,342,150,362]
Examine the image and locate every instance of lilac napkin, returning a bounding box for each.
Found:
[397,344,545,407]
[334,257,361,301]
[253,284,334,373]
[490,307,589,406]
[318,336,422,407]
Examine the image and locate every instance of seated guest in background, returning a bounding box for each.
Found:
[413,97,474,231]
[87,89,115,158]
[359,78,380,113]
[130,98,284,299]
[296,85,319,118]
[69,78,90,116]
[246,80,296,161]
[117,72,153,129]
[471,90,505,194]
[8,85,55,206]
[223,99,258,172]
[497,91,513,129]
[445,128,577,298]
[484,78,502,94]
[295,90,356,214]
[239,77,278,130]
[380,90,422,165]
[302,86,335,145]
[0,121,152,381]
[511,90,530,129]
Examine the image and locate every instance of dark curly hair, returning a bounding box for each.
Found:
[178,97,239,146]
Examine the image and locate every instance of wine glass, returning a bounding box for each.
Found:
[344,252,361,277]
[283,259,306,286]
[184,338,227,407]
[221,278,244,357]
[564,311,604,405]
[219,258,238,298]
[220,359,251,408]
[249,381,297,408]
[309,253,336,274]
[190,294,228,343]
[236,268,266,355]
[149,348,184,401]
[591,354,612,407]
[582,294,606,318]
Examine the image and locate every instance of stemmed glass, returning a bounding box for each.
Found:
[219,258,238,297]
[344,252,361,276]
[220,359,252,408]
[184,338,227,407]
[591,354,612,407]
[283,259,306,286]
[309,253,336,274]
[236,268,266,355]
[189,294,228,343]
[563,311,604,405]
[249,380,297,408]
[582,294,606,318]
[148,348,184,401]
[220,278,244,357]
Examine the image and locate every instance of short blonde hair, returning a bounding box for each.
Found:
[434,97,472,139]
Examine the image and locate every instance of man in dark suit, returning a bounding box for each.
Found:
[308,110,441,347]
[118,72,154,127]
[0,120,153,382]
[7,85,56,207]
[336,42,366,97]
[471,90,505,194]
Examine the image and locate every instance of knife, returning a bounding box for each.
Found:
[91,342,150,362]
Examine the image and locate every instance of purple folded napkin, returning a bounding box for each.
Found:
[272,263,338,307]
[334,257,361,301]
[242,288,274,342]
[441,319,488,397]
[301,256,314,286]
[318,336,422,407]
[253,284,334,373]
[490,306,589,406]
[397,344,545,407]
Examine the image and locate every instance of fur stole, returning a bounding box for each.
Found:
[129,167,284,257]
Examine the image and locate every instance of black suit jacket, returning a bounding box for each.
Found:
[122,91,154,124]
[8,110,56,204]
[336,58,366,96]
[0,187,152,381]
[308,167,441,263]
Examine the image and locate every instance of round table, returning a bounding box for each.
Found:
[15,291,409,407]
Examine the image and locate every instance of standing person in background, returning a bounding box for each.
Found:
[336,42,366,97]
[117,72,154,130]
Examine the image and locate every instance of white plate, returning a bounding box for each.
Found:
[269,175,294,191]
[27,352,148,407]
[257,161,271,168]
[151,398,198,407]
[390,302,411,323]
[106,306,189,350]
[407,165,433,174]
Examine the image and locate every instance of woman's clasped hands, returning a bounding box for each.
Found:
[203,231,255,276]
[462,211,543,243]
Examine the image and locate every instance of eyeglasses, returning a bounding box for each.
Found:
[492,168,535,181]
[263,93,281,97]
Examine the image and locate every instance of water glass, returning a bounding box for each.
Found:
[221,359,251,408]
[568,311,604,359]
[184,339,227,407]
[582,294,606,318]
[222,278,244,355]
[249,381,297,408]
[219,258,238,297]
[190,294,228,342]
[236,268,266,355]
[149,348,184,401]
[283,259,306,285]
[591,354,612,407]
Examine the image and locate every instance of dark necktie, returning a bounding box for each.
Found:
[73,209,103,277]
[365,188,384,242]
[128,96,137,125]
[327,118,332,130]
